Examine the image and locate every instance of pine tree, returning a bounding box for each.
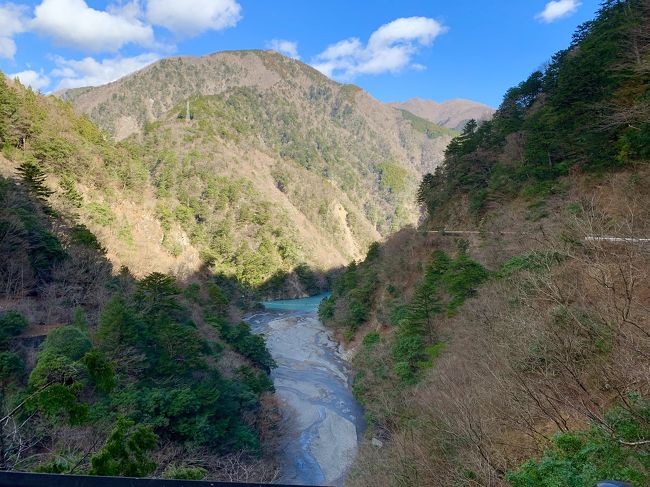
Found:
[16,160,52,201]
[89,418,158,477]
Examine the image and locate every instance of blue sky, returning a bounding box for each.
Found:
[0,0,602,107]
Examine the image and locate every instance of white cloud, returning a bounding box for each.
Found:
[536,0,582,23]
[8,69,51,90]
[52,53,160,90]
[0,3,29,59]
[146,0,241,37]
[32,0,154,52]
[0,38,17,59]
[266,39,300,60]
[312,17,447,80]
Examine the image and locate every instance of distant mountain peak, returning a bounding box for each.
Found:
[388,97,495,131]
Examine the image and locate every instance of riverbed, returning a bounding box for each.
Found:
[245,294,363,486]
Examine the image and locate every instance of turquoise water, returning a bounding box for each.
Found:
[262,292,331,313]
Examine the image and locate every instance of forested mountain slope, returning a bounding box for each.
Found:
[322,1,650,485]
[0,161,281,480]
[0,53,440,295]
[59,50,455,252]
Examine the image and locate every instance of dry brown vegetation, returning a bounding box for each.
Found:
[345,168,650,486]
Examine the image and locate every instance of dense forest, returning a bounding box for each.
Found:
[322,1,650,485]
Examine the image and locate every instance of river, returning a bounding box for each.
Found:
[245,293,364,486]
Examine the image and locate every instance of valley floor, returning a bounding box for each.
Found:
[246,295,364,486]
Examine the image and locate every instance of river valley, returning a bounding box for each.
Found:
[245,294,364,486]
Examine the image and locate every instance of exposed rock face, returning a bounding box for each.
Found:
[389,97,495,131]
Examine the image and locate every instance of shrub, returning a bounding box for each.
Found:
[0,311,28,345]
[377,162,408,193]
[318,296,335,321]
[0,352,24,384]
[42,326,92,361]
[347,299,368,329]
[214,321,276,372]
[17,160,52,201]
[69,224,105,252]
[362,331,380,348]
[508,398,650,487]
[82,349,116,394]
[90,418,158,478]
[85,202,114,226]
[162,465,207,480]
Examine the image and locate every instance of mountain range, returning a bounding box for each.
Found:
[49,50,485,292]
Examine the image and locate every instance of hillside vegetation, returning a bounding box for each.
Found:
[60,50,454,259]
[322,1,650,485]
[0,46,459,482]
[1,67,338,298]
[0,170,282,480]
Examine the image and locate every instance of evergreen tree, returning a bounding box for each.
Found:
[16,160,52,201]
[89,418,158,478]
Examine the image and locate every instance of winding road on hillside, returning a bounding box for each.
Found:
[246,294,364,486]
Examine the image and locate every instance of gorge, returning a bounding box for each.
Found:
[1,1,649,486]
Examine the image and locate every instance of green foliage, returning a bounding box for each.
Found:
[392,250,487,382]
[17,160,52,202]
[318,296,336,321]
[183,283,201,303]
[85,202,114,226]
[82,350,116,394]
[417,0,650,217]
[237,365,275,394]
[0,352,24,384]
[89,418,158,478]
[150,147,301,289]
[33,456,77,474]
[399,109,455,139]
[28,351,82,389]
[134,272,181,314]
[34,383,88,425]
[348,299,369,328]
[377,162,408,194]
[327,260,378,335]
[162,465,207,480]
[206,282,228,311]
[366,242,381,261]
[97,296,143,350]
[95,272,271,453]
[0,177,67,285]
[212,319,276,372]
[27,328,93,422]
[496,251,565,278]
[508,397,650,487]
[362,331,381,348]
[69,224,105,252]
[0,311,28,346]
[41,326,92,361]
